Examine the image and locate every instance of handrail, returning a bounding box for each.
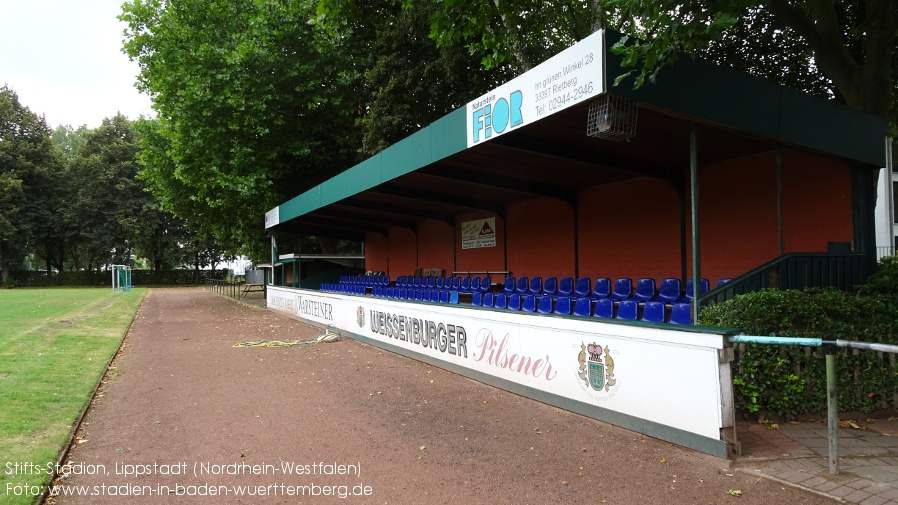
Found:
[698,252,868,306]
[729,334,898,475]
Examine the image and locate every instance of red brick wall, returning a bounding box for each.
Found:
[364,232,388,273]
[693,149,853,282]
[780,150,853,252]
[507,197,575,278]
[578,179,681,282]
[695,153,780,282]
[417,220,455,276]
[388,227,418,277]
[363,149,853,286]
[455,212,505,274]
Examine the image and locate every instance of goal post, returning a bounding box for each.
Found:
[111,265,132,293]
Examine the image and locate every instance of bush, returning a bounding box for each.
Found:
[700,288,898,418]
[9,269,230,287]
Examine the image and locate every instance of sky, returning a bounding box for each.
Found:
[0,0,154,130]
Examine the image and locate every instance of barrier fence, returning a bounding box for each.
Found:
[205,279,242,299]
[729,335,898,475]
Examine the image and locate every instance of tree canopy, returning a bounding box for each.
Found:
[0,86,61,283]
[420,0,896,127]
[120,0,504,255]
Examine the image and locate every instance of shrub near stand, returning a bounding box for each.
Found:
[700,285,898,419]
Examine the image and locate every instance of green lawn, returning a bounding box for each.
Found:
[0,288,146,504]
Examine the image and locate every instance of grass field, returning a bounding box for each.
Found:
[0,288,146,504]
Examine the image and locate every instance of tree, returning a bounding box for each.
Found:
[317,0,509,155]
[121,0,364,250]
[123,0,504,254]
[607,1,896,126]
[66,114,155,270]
[0,86,61,284]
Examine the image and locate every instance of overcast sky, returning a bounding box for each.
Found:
[0,0,154,129]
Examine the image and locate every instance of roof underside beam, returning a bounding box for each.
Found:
[367,186,507,217]
[421,165,577,207]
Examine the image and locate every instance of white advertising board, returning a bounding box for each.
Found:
[267,287,732,456]
[461,217,497,249]
[465,30,606,148]
[264,206,280,229]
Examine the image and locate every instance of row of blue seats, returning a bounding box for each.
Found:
[395,275,491,293]
[322,279,691,323]
[321,283,368,294]
[472,292,692,324]
[339,275,391,286]
[501,276,730,305]
[372,285,460,304]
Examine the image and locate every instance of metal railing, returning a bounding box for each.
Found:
[205,279,242,299]
[699,253,868,306]
[730,335,898,475]
[876,245,896,261]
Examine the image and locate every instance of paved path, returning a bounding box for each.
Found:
[737,417,898,504]
[49,288,837,504]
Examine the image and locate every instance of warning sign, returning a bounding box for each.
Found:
[461,218,496,249]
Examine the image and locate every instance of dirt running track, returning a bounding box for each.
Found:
[48,288,831,504]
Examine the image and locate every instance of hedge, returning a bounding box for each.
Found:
[700,288,898,418]
[9,269,229,288]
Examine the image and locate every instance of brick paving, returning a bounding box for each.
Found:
[736,418,898,504]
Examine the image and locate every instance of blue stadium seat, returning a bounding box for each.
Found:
[507,294,522,310]
[590,277,612,299]
[434,277,444,289]
[515,277,529,295]
[431,290,441,302]
[574,277,592,298]
[656,278,682,304]
[449,290,460,304]
[633,278,657,303]
[716,278,733,288]
[522,295,537,312]
[472,292,483,306]
[470,276,481,293]
[542,277,558,297]
[557,277,574,298]
[608,278,633,302]
[641,301,666,323]
[573,298,591,316]
[537,296,553,314]
[554,296,572,315]
[479,276,491,293]
[460,276,472,292]
[483,292,495,307]
[528,277,543,296]
[421,289,430,301]
[617,300,638,320]
[494,293,508,309]
[594,298,614,318]
[503,277,516,295]
[670,303,692,325]
[452,277,462,291]
[440,290,449,304]
[399,288,408,300]
[683,278,710,302]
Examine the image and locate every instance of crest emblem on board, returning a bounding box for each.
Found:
[356,306,365,328]
[578,342,617,393]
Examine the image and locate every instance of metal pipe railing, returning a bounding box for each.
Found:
[728,335,898,474]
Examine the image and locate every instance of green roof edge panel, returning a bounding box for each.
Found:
[604,31,885,167]
[270,108,467,226]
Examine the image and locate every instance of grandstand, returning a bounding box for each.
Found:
[262,30,885,459]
